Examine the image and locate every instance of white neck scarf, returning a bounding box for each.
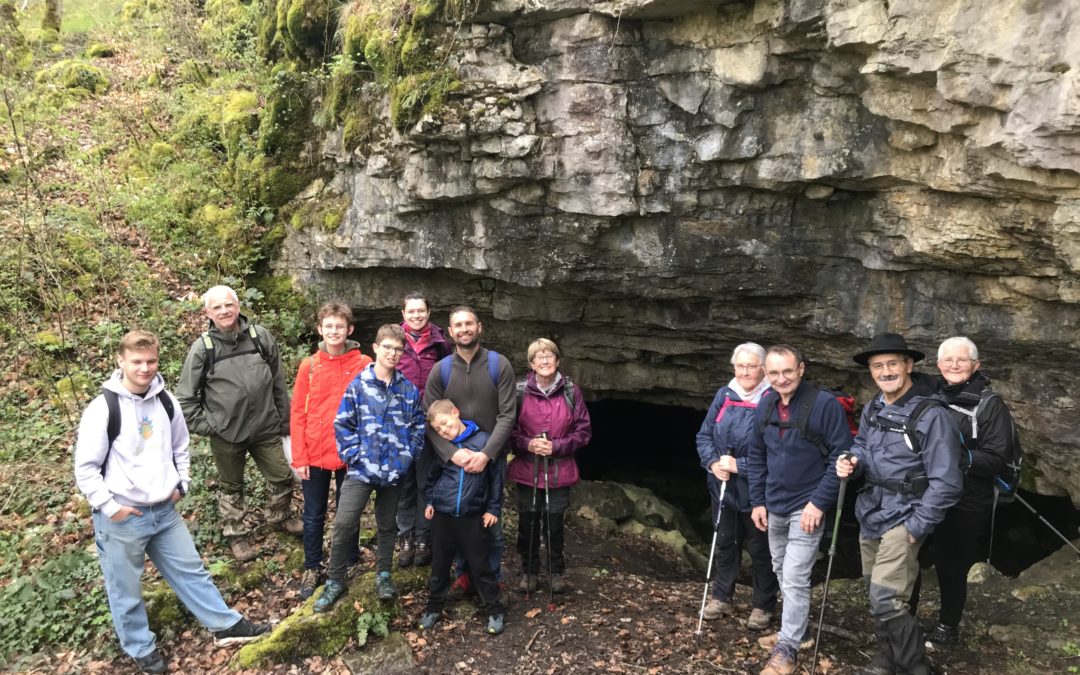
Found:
[727,376,770,404]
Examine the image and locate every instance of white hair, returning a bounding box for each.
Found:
[203,285,239,309]
[730,342,766,366]
[937,336,979,361]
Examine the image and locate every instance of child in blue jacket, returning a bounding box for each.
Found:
[420,399,506,635]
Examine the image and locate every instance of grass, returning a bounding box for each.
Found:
[19,0,127,37]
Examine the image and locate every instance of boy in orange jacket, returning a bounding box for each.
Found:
[290,302,372,599]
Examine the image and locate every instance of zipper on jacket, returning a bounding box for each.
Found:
[455,466,464,516]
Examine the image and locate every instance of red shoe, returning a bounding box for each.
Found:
[447,573,473,602]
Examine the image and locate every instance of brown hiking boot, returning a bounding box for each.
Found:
[760,644,798,675]
[299,568,322,600]
[230,537,258,563]
[550,573,568,594]
[747,608,773,630]
[758,632,814,651]
[703,598,733,620]
[274,518,303,536]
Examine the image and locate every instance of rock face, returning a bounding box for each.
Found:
[278,1,1080,503]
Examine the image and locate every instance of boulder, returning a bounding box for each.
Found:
[571,480,635,522]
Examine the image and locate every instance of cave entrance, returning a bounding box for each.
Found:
[579,398,711,528]
[579,398,1080,579]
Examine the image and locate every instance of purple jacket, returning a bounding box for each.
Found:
[508,371,591,489]
[398,322,449,391]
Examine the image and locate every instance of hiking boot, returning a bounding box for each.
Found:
[518,573,538,594]
[702,598,733,620]
[229,537,258,563]
[397,535,415,568]
[133,649,166,674]
[760,644,798,675]
[419,611,440,630]
[758,632,814,651]
[550,573,568,594]
[299,568,322,600]
[313,579,346,613]
[274,518,303,536]
[925,622,959,650]
[747,608,773,631]
[375,571,397,601]
[447,573,473,602]
[213,617,271,646]
[858,621,896,675]
[413,540,432,566]
[487,614,505,635]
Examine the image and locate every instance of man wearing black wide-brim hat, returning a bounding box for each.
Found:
[837,333,963,675]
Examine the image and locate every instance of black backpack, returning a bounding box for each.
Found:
[101,388,176,476]
[946,390,1023,503]
[865,396,948,456]
[758,385,858,461]
[198,324,271,402]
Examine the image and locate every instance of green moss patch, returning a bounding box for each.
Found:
[34,60,109,96]
[84,43,117,58]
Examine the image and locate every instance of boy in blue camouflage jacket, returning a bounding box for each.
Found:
[314,324,425,612]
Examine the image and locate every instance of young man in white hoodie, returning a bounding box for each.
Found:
[74,330,269,674]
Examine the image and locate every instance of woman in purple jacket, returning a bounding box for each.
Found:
[509,338,592,594]
[396,291,451,567]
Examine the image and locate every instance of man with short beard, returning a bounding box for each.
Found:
[838,333,963,675]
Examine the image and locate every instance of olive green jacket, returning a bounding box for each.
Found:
[174,315,290,443]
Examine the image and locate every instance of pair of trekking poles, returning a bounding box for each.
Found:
[695,453,852,675]
[525,432,557,610]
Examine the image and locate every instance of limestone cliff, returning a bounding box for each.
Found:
[276,0,1080,503]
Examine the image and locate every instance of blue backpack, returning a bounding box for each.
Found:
[438,350,501,389]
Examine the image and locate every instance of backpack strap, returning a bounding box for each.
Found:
[902,397,943,456]
[198,332,215,404]
[159,391,175,422]
[563,377,576,413]
[248,324,270,363]
[759,387,830,460]
[302,356,314,412]
[487,350,500,387]
[439,355,453,389]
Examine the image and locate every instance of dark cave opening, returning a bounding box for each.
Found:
[582,398,1080,580]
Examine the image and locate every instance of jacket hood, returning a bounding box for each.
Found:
[939,370,990,405]
[525,369,564,395]
[102,370,166,399]
[452,419,480,445]
[317,339,361,355]
[206,313,251,339]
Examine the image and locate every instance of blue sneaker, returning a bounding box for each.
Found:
[419,611,440,630]
[486,614,504,635]
[313,579,346,613]
[375,571,397,601]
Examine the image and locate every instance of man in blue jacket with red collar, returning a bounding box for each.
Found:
[748,344,854,675]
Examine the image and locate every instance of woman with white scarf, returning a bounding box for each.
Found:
[695,342,779,630]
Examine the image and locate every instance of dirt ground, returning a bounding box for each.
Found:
[29,501,1075,675]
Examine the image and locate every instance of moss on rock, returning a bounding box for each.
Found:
[84,43,116,58]
[144,581,191,632]
[148,142,176,168]
[233,566,429,668]
[35,60,109,96]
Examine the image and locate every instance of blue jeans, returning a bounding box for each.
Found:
[455,521,504,581]
[93,502,240,659]
[767,509,823,652]
[300,467,347,570]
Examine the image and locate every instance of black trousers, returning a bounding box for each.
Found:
[710,500,779,612]
[931,507,990,627]
[516,484,571,575]
[427,512,504,615]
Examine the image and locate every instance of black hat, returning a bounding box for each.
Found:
[852,332,925,366]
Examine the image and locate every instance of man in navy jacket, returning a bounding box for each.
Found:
[748,345,854,675]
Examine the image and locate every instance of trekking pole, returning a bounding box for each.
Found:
[695,476,727,636]
[542,436,556,611]
[525,452,540,602]
[1005,479,1080,556]
[810,453,852,675]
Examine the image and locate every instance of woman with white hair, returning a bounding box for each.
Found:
[695,342,779,629]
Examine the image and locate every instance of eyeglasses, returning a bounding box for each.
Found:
[378,344,404,354]
[869,359,905,373]
[766,369,798,379]
[533,353,557,363]
[734,363,762,372]
[938,357,973,367]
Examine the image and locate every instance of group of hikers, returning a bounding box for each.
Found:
[696,334,1018,675]
[72,283,1018,675]
[73,287,591,673]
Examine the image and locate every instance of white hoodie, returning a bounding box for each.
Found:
[74,371,191,517]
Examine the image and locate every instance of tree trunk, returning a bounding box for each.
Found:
[41,0,61,33]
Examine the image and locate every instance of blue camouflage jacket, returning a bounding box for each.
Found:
[334,364,425,486]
